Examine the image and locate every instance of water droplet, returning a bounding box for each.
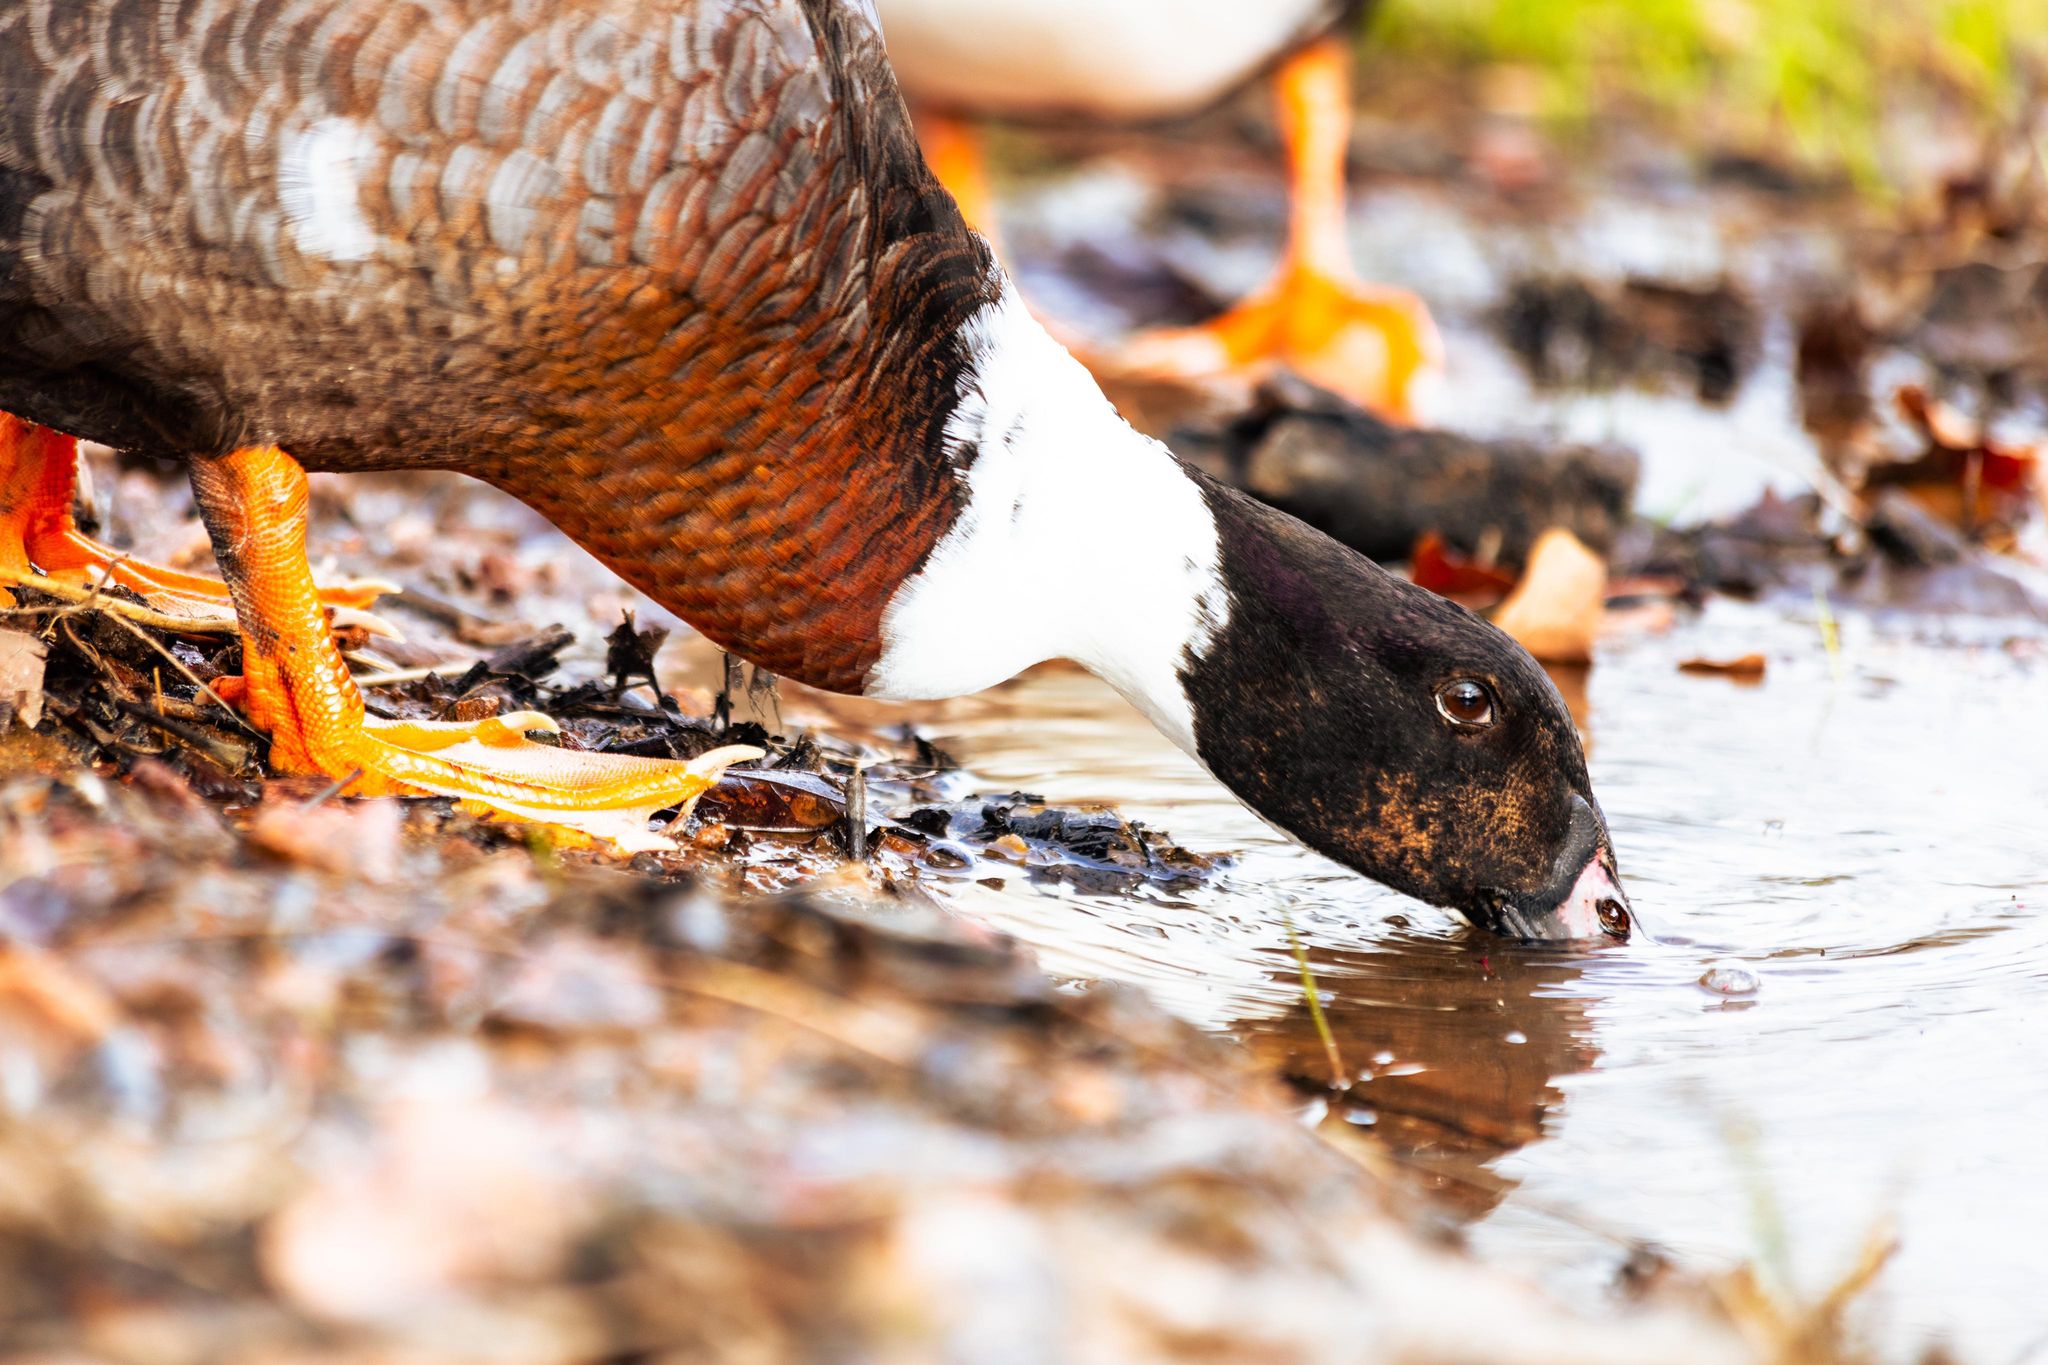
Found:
[1699,960,1761,996]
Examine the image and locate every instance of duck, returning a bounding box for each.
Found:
[0,0,1628,942]
[873,0,1443,422]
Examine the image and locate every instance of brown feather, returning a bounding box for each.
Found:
[0,0,999,690]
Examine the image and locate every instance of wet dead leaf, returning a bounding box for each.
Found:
[1491,529,1607,664]
[0,945,118,1043]
[246,791,404,883]
[606,610,669,689]
[0,628,48,730]
[1894,385,2037,489]
[1679,654,1768,681]
[1881,386,2043,534]
[1410,531,1518,606]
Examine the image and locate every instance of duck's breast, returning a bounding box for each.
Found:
[875,0,1340,121]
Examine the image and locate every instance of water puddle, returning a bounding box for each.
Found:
[858,599,2048,1360]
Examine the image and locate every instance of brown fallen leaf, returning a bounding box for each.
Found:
[1490,529,1607,664]
[1894,385,2037,491]
[0,946,118,1043]
[1883,385,2042,534]
[0,627,47,730]
[1409,531,1518,607]
[246,790,404,883]
[1679,654,1768,681]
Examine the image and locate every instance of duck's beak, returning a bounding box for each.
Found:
[1481,796,1634,943]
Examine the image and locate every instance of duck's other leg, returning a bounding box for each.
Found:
[0,414,387,615]
[1117,38,1444,423]
[190,445,758,851]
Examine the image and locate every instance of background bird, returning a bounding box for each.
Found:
[875,0,1444,422]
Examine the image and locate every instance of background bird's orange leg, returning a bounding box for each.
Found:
[0,414,387,615]
[1117,38,1444,423]
[914,110,1115,363]
[190,445,759,852]
[915,110,1004,253]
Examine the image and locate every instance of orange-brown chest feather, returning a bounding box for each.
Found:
[471,260,977,693]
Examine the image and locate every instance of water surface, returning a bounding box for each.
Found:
[894,600,2048,1360]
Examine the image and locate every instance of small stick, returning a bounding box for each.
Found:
[846,762,867,860]
[93,609,259,737]
[347,661,478,688]
[2,570,236,634]
[747,664,782,734]
[300,768,365,810]
[108,697,249,769]
[715,652,742,729]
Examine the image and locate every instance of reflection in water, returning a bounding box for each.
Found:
[1237,936,1597,1218]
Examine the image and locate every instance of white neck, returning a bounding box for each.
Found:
[865,288,1229,757]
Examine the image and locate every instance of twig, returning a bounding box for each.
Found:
[348,660,479,688]
[299,768,364,810]
[846,762,868,860]
[0,570,236,634]
[94,608,259,737]
[109,697,249,770]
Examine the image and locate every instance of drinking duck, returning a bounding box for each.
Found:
[0,0,1626,940]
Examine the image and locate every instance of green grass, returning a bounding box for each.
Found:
[1371,0,2048,183]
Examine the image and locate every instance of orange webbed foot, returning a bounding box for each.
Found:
[296,708,761,852]
[1116,266,1442,423]
[191,444,759,853]
[1106,37,1444,424]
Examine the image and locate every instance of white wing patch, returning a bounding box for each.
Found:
[278,117,381,263]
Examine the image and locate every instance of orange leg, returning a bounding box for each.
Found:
[916,110,1004,254]
[914,109,1116,363]
[1117,39,1444,423]
[0,415,387,616]
[190,445,758,851]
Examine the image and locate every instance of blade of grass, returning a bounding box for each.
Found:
[1282,905,1348,1090]
[1813,584,1845,685]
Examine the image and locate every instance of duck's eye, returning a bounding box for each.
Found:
[1435,679,1495,728]
[1597,900,1632,940]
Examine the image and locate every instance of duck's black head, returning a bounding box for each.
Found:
[1183,480,1633,943]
